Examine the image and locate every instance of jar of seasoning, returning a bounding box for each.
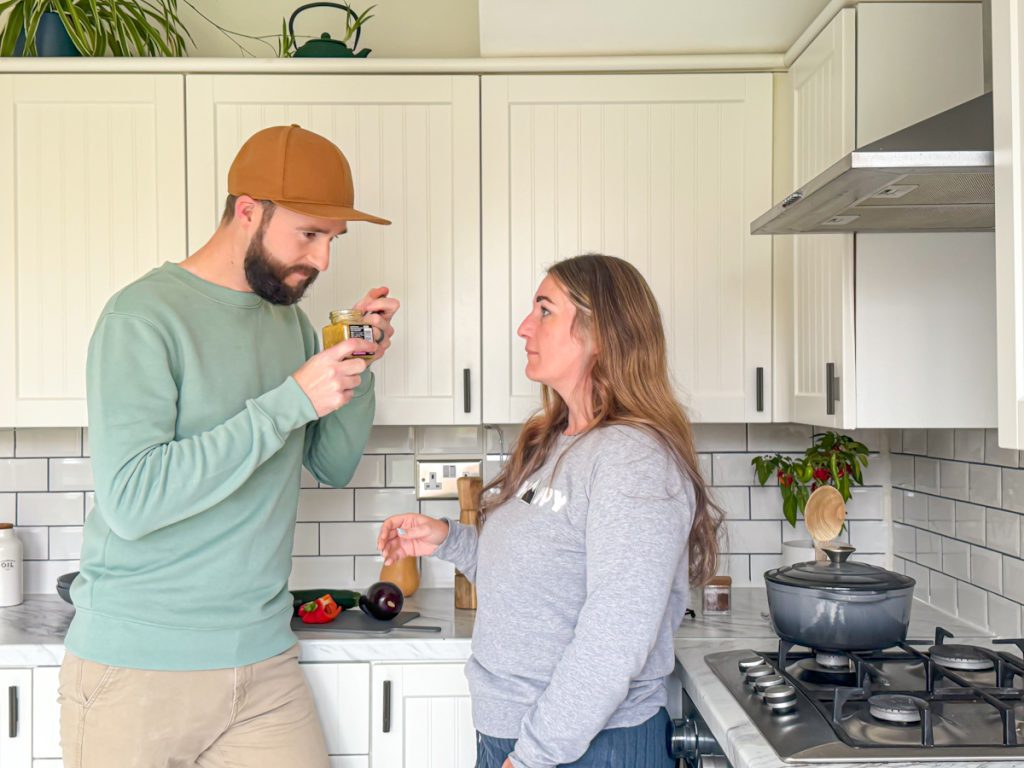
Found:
[322,309,377,361]
[702,575,731,615]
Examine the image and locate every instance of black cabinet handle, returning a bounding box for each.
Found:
[382,680,392,733]
[8,685,17,738]
[463,368,471,413]
[755,367,764,412]
[826,362,837,416]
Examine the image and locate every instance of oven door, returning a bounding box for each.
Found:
[671,688,732,768]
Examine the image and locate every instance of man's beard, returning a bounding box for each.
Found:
[244,226,319,306]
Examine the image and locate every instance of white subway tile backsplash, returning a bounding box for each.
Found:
[954,429,985,462]
[928,497,955,536]
[938,461,969,502]
[956,582,988,628]
[0,495,12,525]
[988,592,1023,637]
[364,427,414,454]
[691,424,747,452]
[955,502,986,546]
[861,457,888,487]
[0,459,48,493]
[82,429,89,457]
[297,489,353,522]
[342,455,385,489]
[17,493,84,526]
[354,488,417,522]
[717,554,751,584]
[971,546,1002,592]
[25,560,77,595]
[712,454,760,486]
[748,555,783,584]
[849,520,887,553]
[916,529,941,569]
[941,537,969,580]
[418,555,455,589]
[986,508,1022,557]
[17,527,47,560]
[419,499,461,520]
[904,492,928,527]
[749,487,782,520]
[699,454,713,483]
[354,555,385,587]
[903,430,928,455]
[725,521,781,554]
[904,561,930,600]
[845,487,883,520]
[0,431,12,458]
[891,488,904,522]
[320,522,383,556]
[888,430,903,453]
[926,429,954,459]
[49,527,83,560]
[292,523,319,556]
[15,428,80,458]
[827,428,884,453]
[915,458,940,494]
[1003,556,1024,604]
[1001,468,1024,513]
[746,424,810,452]
[891,455,915,489]
[385,455,415,487]
[48,459,93,492]
[416,426,483,455]
[485,424,522,454]
[894,524,915,560]
[969,464,1002,508]
[300,467,318,489]
[289,556,355,589]
[713,487,749,520]
[929,571,957,614]
[985,429,1019,468]
[85,492,94,519]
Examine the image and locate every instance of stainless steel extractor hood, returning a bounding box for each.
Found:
[750,91,994,235]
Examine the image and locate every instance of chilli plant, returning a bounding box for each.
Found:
[0,0,192,57]
[751,431,870,527]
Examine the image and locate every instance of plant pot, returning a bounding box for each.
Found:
[14,12,81,57]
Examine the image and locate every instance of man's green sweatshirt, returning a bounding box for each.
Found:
[64,262,374,670]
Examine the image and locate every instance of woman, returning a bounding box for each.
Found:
[377,254,723,768]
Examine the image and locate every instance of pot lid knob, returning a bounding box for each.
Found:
[822,544,856,565]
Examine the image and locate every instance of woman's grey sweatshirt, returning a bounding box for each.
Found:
[434,425,696,768]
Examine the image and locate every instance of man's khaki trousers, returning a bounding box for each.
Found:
[59,645,330,768]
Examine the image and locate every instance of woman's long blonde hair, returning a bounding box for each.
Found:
[482,254,724,586]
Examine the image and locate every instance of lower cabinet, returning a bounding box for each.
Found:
[302,662,371,759]
[370,663,475,767]
[0,668,32,767]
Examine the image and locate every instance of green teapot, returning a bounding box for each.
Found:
[289,2,372,58]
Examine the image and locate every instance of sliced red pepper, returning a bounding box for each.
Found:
[299,594,342,624]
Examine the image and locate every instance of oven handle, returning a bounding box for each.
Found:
[670,716,728,768]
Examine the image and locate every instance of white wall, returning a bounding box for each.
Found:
[178,0,480,58]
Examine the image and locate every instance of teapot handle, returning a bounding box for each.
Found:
[288,2,361,54]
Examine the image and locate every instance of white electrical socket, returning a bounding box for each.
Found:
[416,460,482,499]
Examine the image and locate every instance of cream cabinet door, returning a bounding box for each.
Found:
[185,76,481,425]
[481,74,773,423]
[789,10,857,428]
[370,662,474,767]
[0,668,32,768]
[994,0,1024,449]
[302,661,370,757]
[31,667,59,761]
[0,75,186,427]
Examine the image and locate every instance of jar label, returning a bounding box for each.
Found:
[0,560,15,570]
[349,323,375,356]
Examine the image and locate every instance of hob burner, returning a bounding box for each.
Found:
[868,694,926,724]
[929,643,995,671]
[815,651,850,668]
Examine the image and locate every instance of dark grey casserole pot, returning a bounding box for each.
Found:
[764,545,916,652]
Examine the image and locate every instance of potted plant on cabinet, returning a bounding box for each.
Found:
[0,0,192,57]
[751,431,870,565]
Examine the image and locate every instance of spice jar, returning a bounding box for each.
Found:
[702,575,731,614]
[322,309,377,361]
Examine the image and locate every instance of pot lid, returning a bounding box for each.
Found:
[765,545,915,592]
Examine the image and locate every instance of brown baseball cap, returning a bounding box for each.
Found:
[227,124,390,225]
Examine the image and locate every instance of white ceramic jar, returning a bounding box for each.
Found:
[0,523,24,606]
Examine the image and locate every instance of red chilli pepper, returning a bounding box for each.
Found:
[299,594,342,624]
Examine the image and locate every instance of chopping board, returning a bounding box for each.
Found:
[291,610,437,633]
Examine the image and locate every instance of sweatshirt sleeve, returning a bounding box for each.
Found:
[87,312,317,542]
[433,519,480,580]
[302,371,375,487]
[508,437,694,768]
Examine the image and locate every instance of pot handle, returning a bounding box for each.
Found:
[289,2,361,53]
[821,544,856,565]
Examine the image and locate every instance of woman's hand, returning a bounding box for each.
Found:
[377,514,449,565]
[502,760,513,768]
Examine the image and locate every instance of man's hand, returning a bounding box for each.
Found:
[354,286,400,363]
[293,337,376,417]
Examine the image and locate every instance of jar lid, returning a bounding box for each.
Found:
[329,308,363,323]
[765,545,915,592]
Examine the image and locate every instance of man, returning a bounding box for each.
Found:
[58,124,398,768]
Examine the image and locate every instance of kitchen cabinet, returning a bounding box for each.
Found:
[783,3,990,428]
[994,0,1024,449]
[302,661,371,758]
[185,75,481,426]
[0,74,187,427]
[481,73,774,423]
[370,662,474,767]
[31,668,59,761]
[0,668,32,767]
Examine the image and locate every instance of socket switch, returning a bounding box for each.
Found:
[416,460,482,500]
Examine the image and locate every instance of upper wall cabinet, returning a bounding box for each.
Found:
[481,73,773,424]
[185,75,481,426]
[0,74,187,426]
[784,3,990,429]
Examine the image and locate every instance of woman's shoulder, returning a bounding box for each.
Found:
[585,423,669,455]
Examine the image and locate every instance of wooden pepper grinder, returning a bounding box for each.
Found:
[455,475,482,609]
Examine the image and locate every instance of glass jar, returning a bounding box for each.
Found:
[702,575,731,615]
[322,309,377,361]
